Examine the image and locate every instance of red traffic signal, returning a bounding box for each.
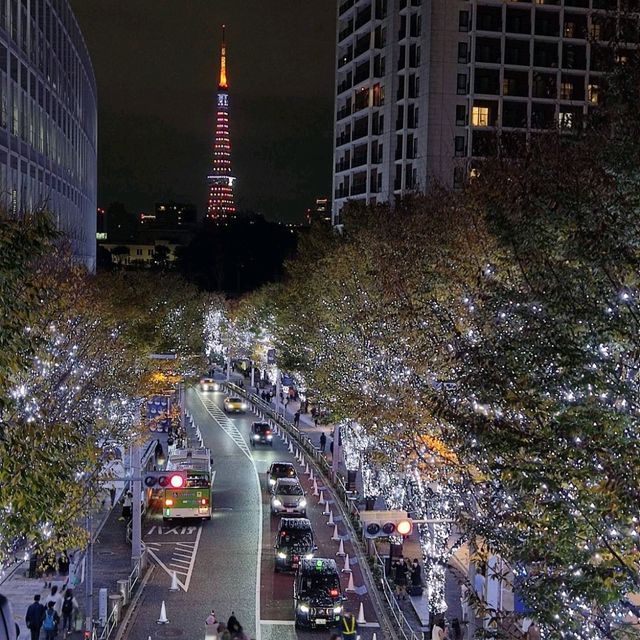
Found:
[144,471,186,489]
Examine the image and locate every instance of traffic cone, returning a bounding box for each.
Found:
[309,468,314,482]
[318,490,325,505]
[305,462,310,475]
[327,510,335,526]
[331,524,340,541]
[342,554,351,573]
[169,570,179,592]
[313,480,319,496]
[323,502,330,516]
[288,442,293,454]
[336,538,345,556]
[372,634,377,640]
[345,572,356,592]
[157,600,170,624]
[357,602,366,624]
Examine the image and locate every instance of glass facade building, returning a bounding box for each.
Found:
[0,0,97,269]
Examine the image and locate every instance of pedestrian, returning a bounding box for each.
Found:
[45,585,63,618]
[394,557,408,600]
[451,618,462,640]
[43,557,56,588]
[25,594,46,640]
[314,416,319,428]
[340,608,358,638]
[329,439,334,456]
[410,558,423,592]
[232,625,248,640]
[42,602,59,640]
[109,486,117,507]
[527,622,541,640]
[293,411,300,427]
[226,612,240,634]
[217,623,231,640]
[431,615,447,640]
[205,609,217,625]
[319,432,327,452]
[61,589,78,634]
[120,491,133,521]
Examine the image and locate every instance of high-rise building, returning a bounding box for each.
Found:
[0,0,98,268]
[332,0,635,222]
[206,25,236,222]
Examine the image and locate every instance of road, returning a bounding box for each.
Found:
[124,386,381,640]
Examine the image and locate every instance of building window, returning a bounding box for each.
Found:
[454,135,466,157]
[471,106,489,127]
[148,249,154,256]
[560,82,573,100]
[459,11,470,32]
[559,111,574,129]
[456,104,467,126]
[136,248,142,256]
[457,73,467,95]
[458,42,468,63]
[588,84,600,105]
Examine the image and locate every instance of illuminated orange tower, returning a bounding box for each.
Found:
[206,25,236,221]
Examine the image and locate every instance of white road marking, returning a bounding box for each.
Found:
[146,524,202,592]
[260,620,295,625]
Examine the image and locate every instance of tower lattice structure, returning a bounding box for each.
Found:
[207,25,236,221]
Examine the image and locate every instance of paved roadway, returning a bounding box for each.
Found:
[125,386,381,640]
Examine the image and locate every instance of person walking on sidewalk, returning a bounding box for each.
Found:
[120,491,133,521]
[45,585,63,617]
[319,432,327,452]
[25,594,45,640]
[340,608,358,638]
[42,602,59,640]
[109,485,117,507]
[293,411,300,427]
[61,589,78,634]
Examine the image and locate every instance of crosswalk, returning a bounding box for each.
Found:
[196,392,253,459]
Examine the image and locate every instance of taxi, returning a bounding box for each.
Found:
[223,396,247,413]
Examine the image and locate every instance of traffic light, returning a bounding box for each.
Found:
[359,510,413,539]
[144,471,186,489]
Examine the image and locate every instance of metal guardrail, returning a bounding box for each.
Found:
[225,382,423,640]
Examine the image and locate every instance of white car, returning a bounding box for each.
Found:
[200,378,220,392]
[271,478,307,516]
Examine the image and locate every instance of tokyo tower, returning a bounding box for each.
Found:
[206,26,236,221]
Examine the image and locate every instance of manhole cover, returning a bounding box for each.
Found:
[156,629,184,637]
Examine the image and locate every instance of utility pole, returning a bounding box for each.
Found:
[131,445,142,567]
[84,510,93,635]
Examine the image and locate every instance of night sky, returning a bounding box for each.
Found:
[69,1,337,223]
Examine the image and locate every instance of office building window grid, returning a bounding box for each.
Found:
[0,0,97,268]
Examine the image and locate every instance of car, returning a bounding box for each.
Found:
[274,518,316,572]
[200,378,220,392]
[266,462,298,489]
[293,558,344,629]
[271,478,307,516]
[251,421,273,447]
[223,396,247,413]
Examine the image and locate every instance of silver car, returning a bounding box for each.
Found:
[271,478,307,516]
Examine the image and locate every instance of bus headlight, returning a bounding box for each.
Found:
[277,552,287,559]
[298,604,310,613]
[298,498,307,508]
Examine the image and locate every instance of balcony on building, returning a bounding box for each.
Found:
[355,4,372,31]
[338,19,354,43]
[354,32,372,58]
[338,0,355,17]
[338,45,354,69]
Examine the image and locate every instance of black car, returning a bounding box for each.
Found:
[266,461,298,489]
[250,421,273,447]
[293,558,344,629]
[274,518,316,572]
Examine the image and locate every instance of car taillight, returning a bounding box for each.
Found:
[201,498,208,506]
[329,588,339,597]
[165,498,174,507]
[266,430,271,435]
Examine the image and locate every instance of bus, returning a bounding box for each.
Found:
[163,448,213,521]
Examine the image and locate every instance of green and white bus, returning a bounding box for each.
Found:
[163,448,213,521]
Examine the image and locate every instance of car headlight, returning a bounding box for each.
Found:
[298,604,310,613]
[269,478,276,485]
[277,552,287,559]
[272,498,282,507]
[253,434,260,440]
[241,403,248,410]
[267,434,273,440]
[304,553,314,560]
[298,498,307,508]
[213,383,220,391]
[333,605,342,614]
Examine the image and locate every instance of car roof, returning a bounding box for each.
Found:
[226,396,241,401]
[299,558,339,575]
[270,461,295,469]
[252,421,269,427]
[201,378,213,381]
[275,477,301,487]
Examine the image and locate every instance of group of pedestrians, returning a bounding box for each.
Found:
[25,585,79,640]
[392,557,423,600]
[205,609,254,640]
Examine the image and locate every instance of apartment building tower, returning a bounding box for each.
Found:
[332,0,636,222]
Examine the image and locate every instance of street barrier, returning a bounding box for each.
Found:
[223,382,424,640]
